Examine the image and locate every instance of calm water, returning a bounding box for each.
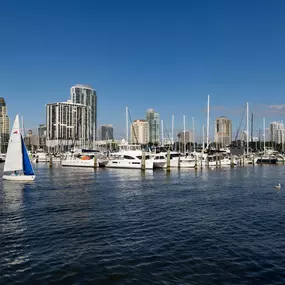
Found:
[1,164,285,285]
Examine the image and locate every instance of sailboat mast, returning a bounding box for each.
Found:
[161,119,164,146]
[192,117,195,152]
[126,106,129,142]
[202,125,205,152]
[183,114,186,154]
[246,102,249,155]
[263,117,266,151]
[171,114,174,145]
[21,115,25,137]
[206,95,210,148]
[251,113,254,145]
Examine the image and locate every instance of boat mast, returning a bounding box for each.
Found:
[246,102,249,155]
[263,117,266,152]
[206,95,210,148]
[183,114,186,154]
[202,125,205,152]
[192,117,195,152]
[161,119,164,146]
[171,114,174,146]
[126,106,129,143]
[251,113,254,148]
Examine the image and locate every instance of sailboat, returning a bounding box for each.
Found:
[3,114,35,181]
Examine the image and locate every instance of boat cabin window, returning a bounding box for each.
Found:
[136,155,150,160]
[170,153,180,159]
[123,155,135,160]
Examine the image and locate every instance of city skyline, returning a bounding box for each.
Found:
[2,1,285,138]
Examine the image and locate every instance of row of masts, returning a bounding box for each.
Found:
[125,96,270,155]
[125,95,211,152]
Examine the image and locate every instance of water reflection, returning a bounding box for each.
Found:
[1,182,30,269]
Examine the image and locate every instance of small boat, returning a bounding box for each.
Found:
[3,115,35,181]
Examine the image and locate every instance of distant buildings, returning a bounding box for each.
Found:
[46,100,91,152]
[38,124,47,150]
[270,121,284,144]
[131,120,149,144]
[241,131,258,143]
[214,116,232,147]
[0,97,10,152]
[24,130,38,152]
[70,84,97,141]
[146,108,160,144]
[45,84,97,152]
[100,125,114,140]
[177,130,193,144]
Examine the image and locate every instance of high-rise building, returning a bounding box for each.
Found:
[70,84,97,141]
[46,100,90,152]
[131,120,149,144]
[270,121,284,144]
[177,130,193,143]
[146,108,160,144]
[100,125,114,140]
[24,130,39,152]
[0,97,10,152]
[38,124,47,150]
[214,116,232,147]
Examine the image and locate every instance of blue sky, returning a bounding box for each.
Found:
[1,0,285,140]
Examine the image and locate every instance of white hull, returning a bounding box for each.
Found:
[202,158,237,167]
[3,175,35,181]
[153,160,166,168]
[62,159,97,167]
[166,158,196,168]
[106,159,154,169]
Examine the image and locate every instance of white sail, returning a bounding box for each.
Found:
[4,114,23,172]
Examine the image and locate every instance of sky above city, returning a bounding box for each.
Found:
[1,0,285,140]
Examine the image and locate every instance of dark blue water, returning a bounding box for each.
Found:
[1,164,285,285]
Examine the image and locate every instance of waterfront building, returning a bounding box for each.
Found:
[241,131,258,143]
[24,130,39,152]
[177,130,193,144]
[70,84,97,141]
[131,120,149,144]
[46,100,90,152]
[270,121,284,144]
[146,108,160,144]
[214,116,232,147]
[0,97,10,152]
[38,124,47,151]
[100,124,114,140]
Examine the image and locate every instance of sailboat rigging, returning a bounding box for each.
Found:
[3,114,35,181]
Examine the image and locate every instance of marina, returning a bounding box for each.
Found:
[1,163,285,284]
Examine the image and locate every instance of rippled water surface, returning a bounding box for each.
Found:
[1,164,285,284]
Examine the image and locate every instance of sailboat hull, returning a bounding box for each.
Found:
[3,175,35,181]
